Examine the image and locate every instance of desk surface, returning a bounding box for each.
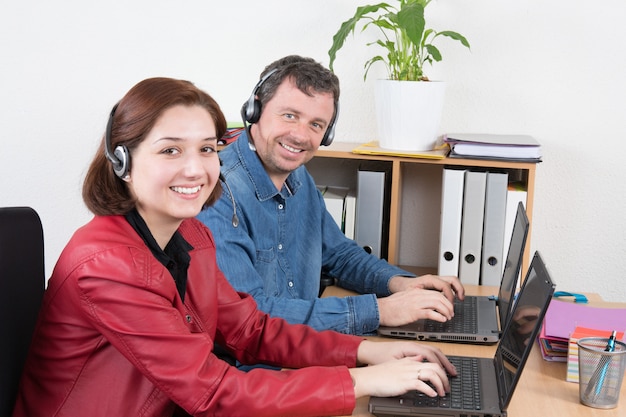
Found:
[322,285,625,417]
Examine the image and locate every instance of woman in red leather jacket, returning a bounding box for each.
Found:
[13,77,456,417]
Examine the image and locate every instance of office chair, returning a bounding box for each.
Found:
[0,207,45,417]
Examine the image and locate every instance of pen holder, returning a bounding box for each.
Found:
[578,337,626,409]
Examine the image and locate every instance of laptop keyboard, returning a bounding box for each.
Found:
[403,356,482,410]
[423,296,478,333]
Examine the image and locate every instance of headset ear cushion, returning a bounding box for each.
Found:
[320,101,339,146]
[321,125,335,146]
[242,97,262,124]
[112,145,130,178]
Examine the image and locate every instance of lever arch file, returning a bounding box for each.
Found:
[355,163,391,259]
[459,170,487,284]
[481,172,508,285]
[438,168,465,276]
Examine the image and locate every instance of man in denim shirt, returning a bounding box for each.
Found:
[197,55,464,335]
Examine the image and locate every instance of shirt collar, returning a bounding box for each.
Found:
[125,209,192,301]
[235,131,304,201]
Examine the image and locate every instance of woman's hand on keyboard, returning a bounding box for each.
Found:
[355,340,458,377]
[349,356,450,398]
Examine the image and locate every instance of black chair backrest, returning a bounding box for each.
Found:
[0,207,45,417]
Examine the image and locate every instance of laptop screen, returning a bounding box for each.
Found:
[496,201,529,330]
[495,252,555,409]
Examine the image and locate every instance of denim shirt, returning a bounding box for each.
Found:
[197,133,414,335]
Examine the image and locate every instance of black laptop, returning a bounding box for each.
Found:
[377,202,529,344]
[369,251,556,417]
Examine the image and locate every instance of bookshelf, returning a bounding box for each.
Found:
[306,142,538,278]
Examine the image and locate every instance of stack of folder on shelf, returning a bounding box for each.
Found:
[438,167,527,285]
[539,299,626,367]
[444,133,542,162]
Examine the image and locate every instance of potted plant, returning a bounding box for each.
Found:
[328,0,470,151]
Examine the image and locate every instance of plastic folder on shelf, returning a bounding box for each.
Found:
[540,299,626,362]
[351,141,448,160]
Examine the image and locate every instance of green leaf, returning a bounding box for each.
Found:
[328,3,393,71]
[425,44,441,62]
[364,55,386,80]
[436,31,471,49]
[397,2,425,49]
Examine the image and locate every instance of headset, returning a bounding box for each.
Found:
[104,103,131,179]
[240,68,339,146]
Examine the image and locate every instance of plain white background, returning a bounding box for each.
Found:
[1,1,625,301]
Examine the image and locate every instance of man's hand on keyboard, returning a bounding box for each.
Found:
[389,274,465,303]
[378,287,456,326]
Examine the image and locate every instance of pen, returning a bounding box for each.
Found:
[583,331,617,401]
[605,330,617,352]
[594,331,617,396]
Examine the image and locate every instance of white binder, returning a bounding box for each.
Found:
[438,168,465,277]
[480,172,509,285]
[459,171,487,284]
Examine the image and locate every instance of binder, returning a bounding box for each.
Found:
[355,163,391,259]
[438,168,466,277]
[444,133,542,161]
[480,172,509,285]
[343,189,357,239]
[458,170,487,284]
[322,186,349,230]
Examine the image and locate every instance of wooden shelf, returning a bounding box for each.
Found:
[308,142,538,278]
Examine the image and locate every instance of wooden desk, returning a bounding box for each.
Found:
[322,285,626,417]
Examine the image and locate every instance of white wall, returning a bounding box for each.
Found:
[2,1,625,302]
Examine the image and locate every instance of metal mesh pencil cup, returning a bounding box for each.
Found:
[577,337,626,409]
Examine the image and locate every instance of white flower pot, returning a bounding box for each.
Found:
[375,79,446,152]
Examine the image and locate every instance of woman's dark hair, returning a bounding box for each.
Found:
[83,78,227,215]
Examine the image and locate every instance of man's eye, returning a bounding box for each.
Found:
[201,146,216,153]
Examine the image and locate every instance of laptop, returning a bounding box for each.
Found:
[377,201,529,344]
[369,251,556,417]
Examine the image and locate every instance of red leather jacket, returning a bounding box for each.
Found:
[13,216,361,417]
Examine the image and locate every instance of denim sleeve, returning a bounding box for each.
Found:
[197,193,381,335]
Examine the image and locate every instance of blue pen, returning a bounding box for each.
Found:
[594,331,617,396]
[582,330,618,403]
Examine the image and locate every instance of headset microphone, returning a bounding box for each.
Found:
[219,173,239,228]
